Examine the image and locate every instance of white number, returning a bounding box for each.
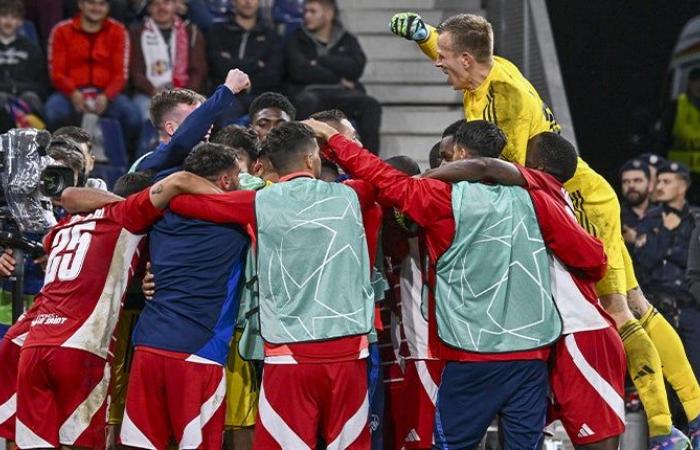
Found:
[44,221,96,284]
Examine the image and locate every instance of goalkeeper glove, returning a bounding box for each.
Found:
[390,12,429,41]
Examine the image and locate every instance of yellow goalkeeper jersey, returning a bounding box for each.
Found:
[418,27,596,193]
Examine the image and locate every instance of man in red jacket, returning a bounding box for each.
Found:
[45,0,140,139]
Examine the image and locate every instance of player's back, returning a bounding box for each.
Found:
[24,191,159,359]
[133,211,249,364]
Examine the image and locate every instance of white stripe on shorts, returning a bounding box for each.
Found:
[0,393,16,425]
[58,361,111,445]
[564,334,625,422]
[258,384,311,450]
[120,411,158,450]
[415,360,439,406]
[179,367,227,449]
[327,394,369,450]
[15,419,52,449]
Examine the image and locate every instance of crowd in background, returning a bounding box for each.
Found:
[0,0,381,169]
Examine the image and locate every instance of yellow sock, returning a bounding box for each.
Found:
[641,306,700,422]
[620,319,672,437]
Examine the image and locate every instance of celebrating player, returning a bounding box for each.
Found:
[390,12,699,447]
[168,122,378,450]
[8,169,217,449]
[425,128,627,449]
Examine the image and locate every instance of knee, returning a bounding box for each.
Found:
[600,293,636,328]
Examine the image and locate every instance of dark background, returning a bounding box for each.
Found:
[546,1,700,185]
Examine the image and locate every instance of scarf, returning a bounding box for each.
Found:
[141,16,189,90]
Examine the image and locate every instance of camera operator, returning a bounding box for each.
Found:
[633,162,700,379]
[0,136,87,339]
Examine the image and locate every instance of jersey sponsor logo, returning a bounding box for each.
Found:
[44,221,97,284]
[31,313,68,326]
[577,423,595,438]
[405,428,421,443]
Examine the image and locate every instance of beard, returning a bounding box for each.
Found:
[624,190,647,207]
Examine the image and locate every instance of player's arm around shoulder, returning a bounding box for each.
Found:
[149,171,222,210]
[423,157,526,187]
[60,187,124,214]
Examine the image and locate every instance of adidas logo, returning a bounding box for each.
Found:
[634,365,656,380]
[405,429,421,443]
[577,424,595,438]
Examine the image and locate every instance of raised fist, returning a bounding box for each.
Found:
[390,12,428,41]
[225,69,251,94]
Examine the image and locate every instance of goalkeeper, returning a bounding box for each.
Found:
[390,12,700,449]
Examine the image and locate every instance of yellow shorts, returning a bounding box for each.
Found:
[225,330,259,428]
[108,308,141,425]
[564,167,639,297]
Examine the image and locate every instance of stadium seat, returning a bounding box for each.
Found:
[19,21,39,45]
[272,0,304,37]
[99,118,128,167]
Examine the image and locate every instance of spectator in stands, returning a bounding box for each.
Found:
[207,0,282,126]
[45,0,141,141]
[658,68,700,200]
[621,158,656,246]
[284,0,382,153]
[633,163,695,327]
[0,0,47,129]
[130,0,207,121]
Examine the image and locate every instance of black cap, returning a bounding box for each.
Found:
[658,161,690,177]
[619,158,650,179]
[638,152,667,168]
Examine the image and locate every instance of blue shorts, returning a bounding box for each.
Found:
[0,323,8,339]
[434,360,548,450]
[367,342,384,450]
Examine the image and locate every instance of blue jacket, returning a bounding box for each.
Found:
[133,84,236,179]
[634,203,697,300]
[132,212,249,365]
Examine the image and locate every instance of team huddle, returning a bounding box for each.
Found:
[0,10,699,450]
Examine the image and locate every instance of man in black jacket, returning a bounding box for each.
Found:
[207,0,282,127]
[0,0,47,130]
[284,0,382,154]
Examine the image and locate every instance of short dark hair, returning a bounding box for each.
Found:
[249,92,296,120]
[47,137,86,174]
[429,141,442,169]
[442,119,466,138]
[386,155,421,176]
[211,125,259,161]
[183,142,239,179]
[303,0,338,17]
[530,132,578,183]
[54,126,92,152]
[262,122,316,174]
[310,109,347,123]
[0,0,24,17]
[454,120,507,158]
[437,14,493,63]
[113,172,153,197]
[149,88,206,130]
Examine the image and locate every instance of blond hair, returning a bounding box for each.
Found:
[437,14,494,63]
